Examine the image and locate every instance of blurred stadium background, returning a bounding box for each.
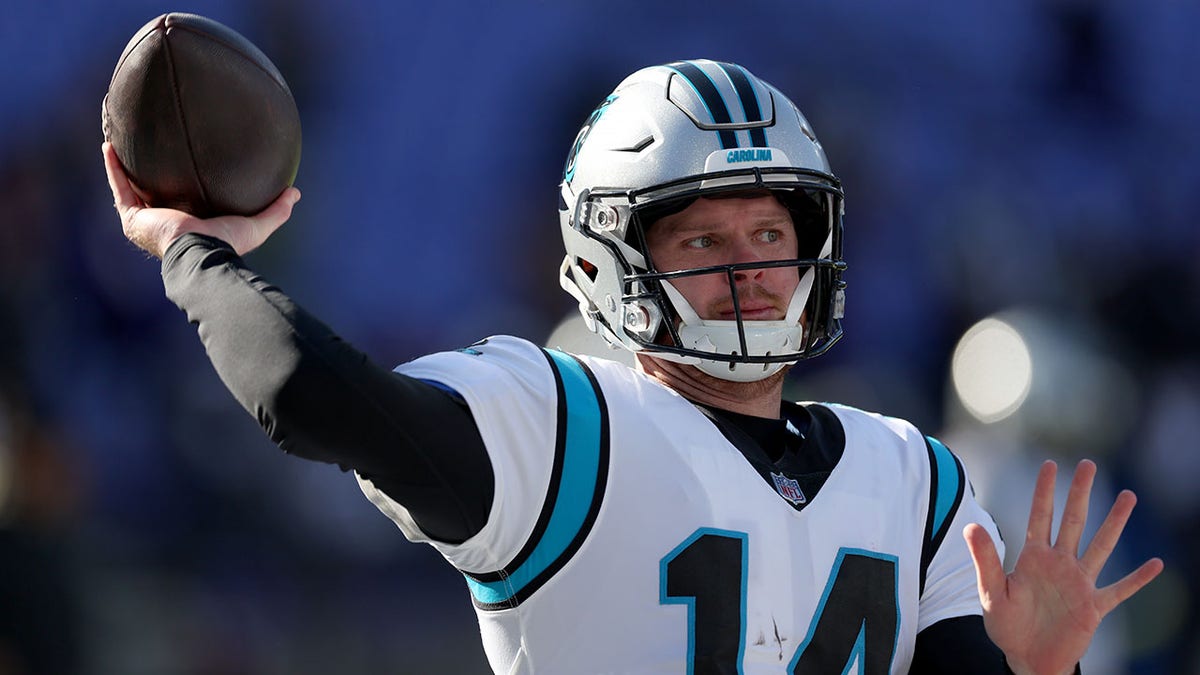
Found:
[1,0,1197,672]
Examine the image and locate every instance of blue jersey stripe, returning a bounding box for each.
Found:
[919,435,967,596]
[926,437,961,537]
[415,377,464,402]
[465,350,605,606]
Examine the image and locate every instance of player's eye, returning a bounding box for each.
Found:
[756,230,782,244]
[684,235,714,249]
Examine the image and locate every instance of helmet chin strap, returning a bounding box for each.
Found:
[656,265,816,382]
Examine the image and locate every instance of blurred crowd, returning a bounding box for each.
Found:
[0,0,1196,673]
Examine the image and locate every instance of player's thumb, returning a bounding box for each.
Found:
[238,187,301,254]
[963,523,1006,604]
[262,187,301,226]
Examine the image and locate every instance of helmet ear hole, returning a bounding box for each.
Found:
[578,258,599,281]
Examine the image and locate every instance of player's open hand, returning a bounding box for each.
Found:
[103,142,300,259]
[963,459,1163,675]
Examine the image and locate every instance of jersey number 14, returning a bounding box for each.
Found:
[661,528,899,674]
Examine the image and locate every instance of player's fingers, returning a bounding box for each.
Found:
[1080,489,1136,578]
[1026,460,1058,547]
[102,142,140,215]
[1055,459,1096,556]
[1096,557,1164,616]
[964,523,1007,608]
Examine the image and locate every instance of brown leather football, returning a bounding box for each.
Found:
[102,13,302,217]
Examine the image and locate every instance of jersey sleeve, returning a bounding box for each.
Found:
[917,436,1005,632]
[357,336,562,576]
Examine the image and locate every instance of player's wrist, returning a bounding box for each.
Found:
[160,230,236,268]
[1004,656,1078,675]
[144,220,200,260]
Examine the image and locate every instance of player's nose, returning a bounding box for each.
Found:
[728,241,768,282]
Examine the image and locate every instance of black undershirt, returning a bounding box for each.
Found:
[697,401,842,513]
[161,234,1032,673]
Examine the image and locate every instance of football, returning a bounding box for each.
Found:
[102,13,302,217]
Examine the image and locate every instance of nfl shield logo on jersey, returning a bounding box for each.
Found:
[771,471,807,506]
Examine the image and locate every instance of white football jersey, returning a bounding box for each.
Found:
[357,336,1001,674]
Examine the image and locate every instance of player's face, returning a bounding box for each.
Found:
[644,194,800,322]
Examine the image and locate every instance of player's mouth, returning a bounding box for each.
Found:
[707,285,789,321]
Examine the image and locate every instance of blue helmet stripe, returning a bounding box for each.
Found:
[668,61,738,150]
[720,63,768,148]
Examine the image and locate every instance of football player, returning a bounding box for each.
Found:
[104,59,1161,674]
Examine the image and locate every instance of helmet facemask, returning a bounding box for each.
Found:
[632,178,845,381]
[563,167,846,382]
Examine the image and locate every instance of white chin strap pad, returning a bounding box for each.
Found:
[659,266,815,382]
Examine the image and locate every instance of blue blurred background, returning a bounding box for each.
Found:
[0,0,1197,672]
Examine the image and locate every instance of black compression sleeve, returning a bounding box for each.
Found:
[911,615,1010,673]
[911,615,1082,674]
[160,233,493,544]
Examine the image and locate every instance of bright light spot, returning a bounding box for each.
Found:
[951,318,1033,423]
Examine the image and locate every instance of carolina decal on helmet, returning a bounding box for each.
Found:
[666,61,738,149]
[726,149,773,163]
[563,94,618,183]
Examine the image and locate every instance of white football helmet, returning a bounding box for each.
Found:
[558,59,846,382]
